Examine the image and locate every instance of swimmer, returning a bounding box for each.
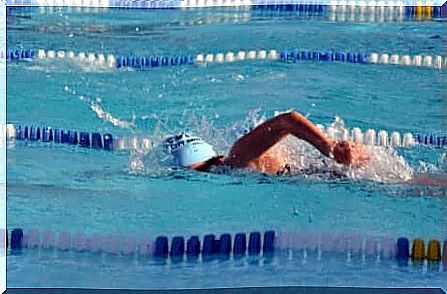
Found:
[163,110,447,189]
[163,111,370,174]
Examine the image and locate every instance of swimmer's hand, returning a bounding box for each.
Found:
[332,141,370,167]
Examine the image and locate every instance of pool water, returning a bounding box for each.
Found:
[6,6,447,289]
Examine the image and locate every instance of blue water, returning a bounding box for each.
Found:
[6,6,447,290]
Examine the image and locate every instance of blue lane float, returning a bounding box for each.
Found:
[149,231,276,260]
[54,129,64,143]
[41,126,53,142]
[170,236,185,258]
[279,50,367,64]
[6,123,447,153]
[109,50,370,68]
[115,54,194,69]
[5,0,447,19]
[202,234,216,256]
[79,131,91,147]
[15,125,28,140]
[233,233,247,256]
[91,132,103,149]
[68,130,78,145]
[103,134,114,151]
[219,233,232,256]
[7,47,445,71]
[186,236,201,257]
[416,133,447,147]
[397,237,410,260]
[29,125,40,141]
[154,236,169,258]
[10,228,24,250]
[263,230,275,254]
[248,231,261,255]
[7,49,35,61]
[8,123,115,152]
[251,3,327,14]
[5,228,447,271]
[397,237,410,266]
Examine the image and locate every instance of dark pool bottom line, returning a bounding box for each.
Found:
[4,228,447,271]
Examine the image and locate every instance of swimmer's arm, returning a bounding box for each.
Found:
[410,174,447,189]
[224,111,336,167]
[189,156,225,172]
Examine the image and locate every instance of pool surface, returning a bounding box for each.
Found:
[6,6,447,290]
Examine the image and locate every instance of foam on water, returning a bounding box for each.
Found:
[227,109,415,183]
[264,130,414,184]
[127,108,419,184]
[23,56,116,73]
[128,109,237,177]
[89,99,136,130]
[63,86,137,129]
[29,82,432,185]
[345,146,414,183]
[48,88,434,185]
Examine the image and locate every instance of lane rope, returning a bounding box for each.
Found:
[3,123,446,153]
[8,5,442,22]
[2,123,153,152]
[4,228,447,270]
[5,48,447,70]
[5,0,447,14]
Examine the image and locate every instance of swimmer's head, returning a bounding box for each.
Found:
[163,132,218,167]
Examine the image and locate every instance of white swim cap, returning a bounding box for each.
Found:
[163,132,218,167]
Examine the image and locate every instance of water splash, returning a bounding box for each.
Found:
[89,98,136,130]
[321,116,414,183]
[345,146,414,183]
[25,57,117,74]
[130,109,238,176]
[131,109,421,185]
[63,85,136,130]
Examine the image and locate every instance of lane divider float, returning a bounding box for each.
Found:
[316,124,447,148]
[9,5,442,22]
[3,123,154,152]
[5,48,447,70]
[3,123,446,152]
[5,0,447,20]
[4,228,447,270]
